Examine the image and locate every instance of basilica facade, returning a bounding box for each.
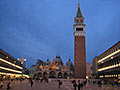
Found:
[29,56,73,78]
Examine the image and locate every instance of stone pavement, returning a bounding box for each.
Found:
[1,79,120,90]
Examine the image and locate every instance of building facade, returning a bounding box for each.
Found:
[74,2,86,78]
[94,41,120,80]
[92,56,98,78]
[29,56,74,79]
[86,62,92,79]
[29,65,36,78]
[0,49,29,79]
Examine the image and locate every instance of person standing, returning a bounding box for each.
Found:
[45,77,49,85]
[57,80,62,88]
[30,79,33,87]
[98,80,101,87]
[73,80,77,90]
[78,80,81,90]
[7,82,11,89]
[80,82,84,90]
[0,80,3,89]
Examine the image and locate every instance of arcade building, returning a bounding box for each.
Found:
[93,41,120,80]
[0,49,29,79]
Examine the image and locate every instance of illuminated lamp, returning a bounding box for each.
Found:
[45,65,48,68]
[40,65,43,69]
[17,58,20,60]
[24,59,26,61]
[51,65,56,69]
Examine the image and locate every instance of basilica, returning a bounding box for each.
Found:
[29,56,74,78]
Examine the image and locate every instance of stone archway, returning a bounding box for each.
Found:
[58,72,62,78]
[38,72,42,77]
[43,72,48,78]
[63,72,68,79]
[49,71,56,78]
[69,73,73,78]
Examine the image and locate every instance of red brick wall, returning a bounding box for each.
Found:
[74,36,86,78]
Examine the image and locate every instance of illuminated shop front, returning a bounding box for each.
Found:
[0,49,29,79]
[96,41,120,79]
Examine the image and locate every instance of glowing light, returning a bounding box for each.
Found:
[0,72,29,78]
[111,57,113,59]
[100,75,116,78]
[40,65,43,69]
[23,74,30,78]
[24,59,26,61]
[0,66,22,73]
[14,61,16,63]
[98,49,120,63]
[51,65,56,69]
[44,65,48,68]
[17,58,20,61]
[0,58,23,69]
[100,76,103,78]
[86,76,88,79]
[98,63,120,71]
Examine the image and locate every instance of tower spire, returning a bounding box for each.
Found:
[76,1,83,18]
[78,1,80,7]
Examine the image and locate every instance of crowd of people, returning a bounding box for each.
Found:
[71,80,87,90]
[91,79,119,87]
[0,78,12,89]
[0,77,120,90]
[28,76,49,87]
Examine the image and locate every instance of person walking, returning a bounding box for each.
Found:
[45,77,49,85]
[30,79,34,87]
[57,80,62,88]
[7,82,11,89]
[80,82,84,90]
[0,80,3,89]
[78,80,81,90]
[98,80,102,87]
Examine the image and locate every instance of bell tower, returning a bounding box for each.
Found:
[74,2,86,78]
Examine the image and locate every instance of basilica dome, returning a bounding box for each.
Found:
[52,56,63,66]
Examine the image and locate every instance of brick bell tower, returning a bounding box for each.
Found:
[74,2,86,78]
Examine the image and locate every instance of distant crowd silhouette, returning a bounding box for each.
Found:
[0,76,120,90]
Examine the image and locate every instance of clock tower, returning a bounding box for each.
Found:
[74,2,86,78]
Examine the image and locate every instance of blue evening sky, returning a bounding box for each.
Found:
[0,0,120,68]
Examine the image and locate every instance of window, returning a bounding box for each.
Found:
[76,28,83,31]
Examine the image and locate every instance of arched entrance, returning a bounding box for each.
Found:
[69,73,72,78]
[49,71,56,78]
[38,72,42,78]
[58,72,62,78]
[63,72,68,79]
[43,72,48,78]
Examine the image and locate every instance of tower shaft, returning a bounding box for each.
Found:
[74,2,86,78]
